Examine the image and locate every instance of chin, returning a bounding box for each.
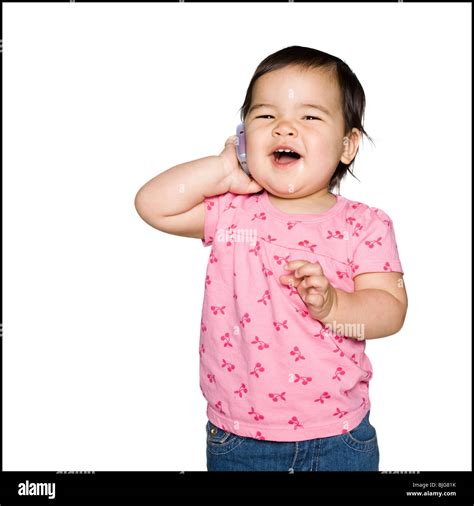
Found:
[265,184,301,198]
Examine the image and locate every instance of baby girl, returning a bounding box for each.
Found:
[135,45,408,472]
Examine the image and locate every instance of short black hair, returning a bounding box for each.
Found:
[239,45,374,194]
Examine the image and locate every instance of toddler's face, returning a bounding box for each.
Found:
[245,65,355,198]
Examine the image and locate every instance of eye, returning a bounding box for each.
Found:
[255,115,321,121]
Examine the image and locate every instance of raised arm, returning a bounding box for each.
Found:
[134,155,229,238]
[134,136,262,238]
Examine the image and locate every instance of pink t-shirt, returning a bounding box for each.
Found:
[199,189,404,442]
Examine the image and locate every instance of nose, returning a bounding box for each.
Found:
[272,121,297,138]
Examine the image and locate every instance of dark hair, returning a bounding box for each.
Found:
[238,45,374,194]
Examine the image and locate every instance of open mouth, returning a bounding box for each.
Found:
[272,149,301,166]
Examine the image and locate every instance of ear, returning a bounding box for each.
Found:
[340,128,362,165]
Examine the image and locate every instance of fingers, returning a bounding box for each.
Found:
[300,274,329,292]
[291,262,323,279]
[303,292,325,307]
[284,260,309,272]
[280,260,324,288]
[281,259,334,316]
[279,274,327,295]
[279,274,302,288]
[225,135,238,146]
[298,277,326,308]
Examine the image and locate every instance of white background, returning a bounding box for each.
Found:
[3,3,471,471]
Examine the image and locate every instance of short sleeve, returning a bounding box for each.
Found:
[349,205,404,278]
[201,192,237,247]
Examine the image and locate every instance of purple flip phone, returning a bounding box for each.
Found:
[235,123,249,174]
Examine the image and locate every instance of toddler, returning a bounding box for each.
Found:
[134,45,408,472]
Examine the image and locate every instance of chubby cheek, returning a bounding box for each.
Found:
[306,143,340,176]
[246,135,266,159]
[246,143,270,177]
[304,157,335,179]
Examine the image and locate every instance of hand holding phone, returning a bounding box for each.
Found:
[218,126,262,195]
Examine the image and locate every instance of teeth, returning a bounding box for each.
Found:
[276,149,294,153]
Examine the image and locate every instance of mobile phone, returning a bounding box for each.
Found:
[235,123,249,175]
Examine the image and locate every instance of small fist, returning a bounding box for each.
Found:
[279,260,336,321]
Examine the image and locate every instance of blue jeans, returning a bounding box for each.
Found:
[206,410,379,471]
